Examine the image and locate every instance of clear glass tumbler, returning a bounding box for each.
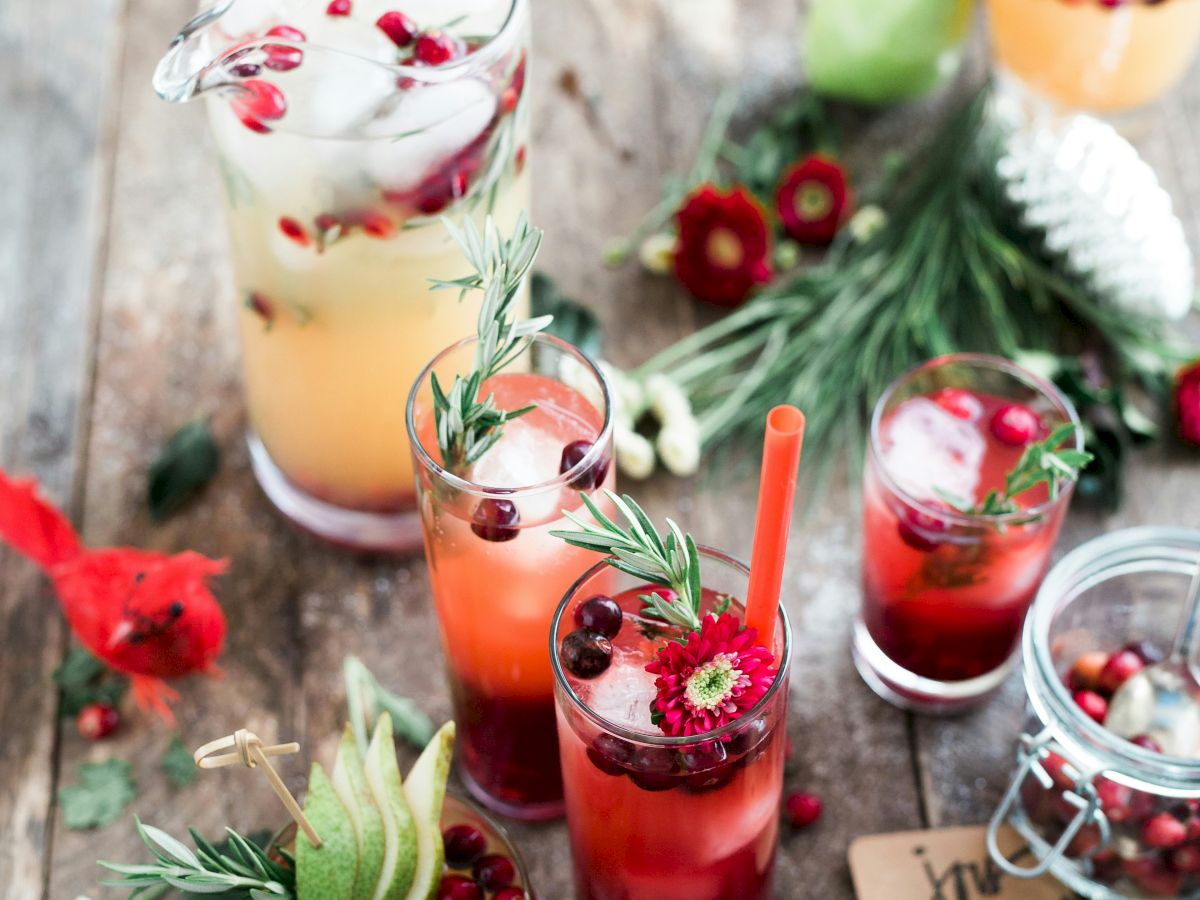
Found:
[154,0,530,551]
[855,353,1084,714]
[552,548,791,900]
[407,333,615,820]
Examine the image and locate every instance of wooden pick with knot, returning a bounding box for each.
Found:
[193,729,322,848]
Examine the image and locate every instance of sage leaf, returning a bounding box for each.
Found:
[148,420,219,521]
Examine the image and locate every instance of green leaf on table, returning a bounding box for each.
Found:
[147,420,220,521]
[162,734,197,789]
[54,645,128,717]
[59,759,136,830]
[530,272,603,360]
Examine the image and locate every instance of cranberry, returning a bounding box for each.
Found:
[278,216,310,246]
[1073,689,1108,724]
[896,501,950,553]
[1091,849,1123,885]
[1188,817,1200,841]
[413,31,464,66]
[1065,822,1103,858]
[587,734,634,776]
[229,60,262,77]
[358,212,396,239]
[1099,649,1144,694]
[1124,856,1182,896]
[263,43,303,72]
[442,824,486,868]
[559,629,611,679]
[1095,777,1133,823]
[560,440,610,490]
[1067,650,1109,692]
[436,875,481,900]
[1171,844,1200,873]
[245,292,274,325]
[500,87,520,114]
[326,0,352,15]
[473,854,515,891]
[470,498,520,542]
[629,747,679,792]
[729,717,768,758]
[1123,640,1165,665]
[493,890,525,900]
[784,791,822,828]
[514,145,527,175]
[376,11,418,47]
[989,403,1042,446]
[932,387,982,421]
[681,741,735,793]
[266,24,306,41]
[573,595,622,639]
[1039,752,1075,789]
[1143,812,1188,849]
[1131,734,1163,753]
[230,79,287,133]
[77,703,119,740]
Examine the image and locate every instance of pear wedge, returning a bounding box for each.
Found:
[403,722,455,900]
[364,713,419,900]
[332,724,386,900]
[296,763,359,900]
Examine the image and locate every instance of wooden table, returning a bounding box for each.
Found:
[2,1,1197,897]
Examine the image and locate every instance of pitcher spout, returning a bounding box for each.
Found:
[152,0,236,103]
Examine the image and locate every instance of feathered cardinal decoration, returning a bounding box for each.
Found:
[0,470,227,723]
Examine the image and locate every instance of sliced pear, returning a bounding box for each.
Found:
[332,723,386,900]
[402,721,455,900]
[364,712,419,900]
[296,763,359,900]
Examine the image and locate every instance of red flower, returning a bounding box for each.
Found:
[645,613,777,737]
[774,154,852,245]
[672,184,773,308]
[1177,359,1200,446]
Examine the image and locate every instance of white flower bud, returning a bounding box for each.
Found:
[656,414,702,477]
[615,424,656,480]
[602,362,647,422]
[848,205,887,243]
[558,355,606,412]
[638,232,678,275]
[645,373,693,425]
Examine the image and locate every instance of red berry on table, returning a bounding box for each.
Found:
[230,79,287,133]
[989,403,1042,446]
[1099,649,1144,694]
[1067,650,1109,692]
[77,703,119,740]
[1130,733,1163,753]
[1142,812,1188,849]
[473,854,516,891]
[573,595,622,639]
[326,0,352,15]
[785,791,822,828]
[1176,358,1200,446]
[278,216,310,246]
[442,824,486,868]
[1072,689,1108,724]
[413,31,465,66]
[932,387,983,421]
[559,629,612,679]
[436,875,482,900]
[470,498,520,542]
[376,11,418,48]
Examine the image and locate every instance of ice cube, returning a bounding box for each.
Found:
[364,79,497,193]
[468,415,564,524]
[576,650,657,733]
[883,397,983,502]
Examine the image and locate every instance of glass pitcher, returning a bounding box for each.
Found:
[154,0,530,552]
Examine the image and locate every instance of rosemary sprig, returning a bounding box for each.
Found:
[99,817,295,898]
[552,490,703,631]
[429,212,551,472]
[937,423,1094,518]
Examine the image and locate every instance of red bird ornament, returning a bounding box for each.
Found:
[0,470,227,723]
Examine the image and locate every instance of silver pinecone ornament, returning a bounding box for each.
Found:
[992,100,1195,322]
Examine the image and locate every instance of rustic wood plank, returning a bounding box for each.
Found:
[0,0,121,895]
[914,53,1200,831]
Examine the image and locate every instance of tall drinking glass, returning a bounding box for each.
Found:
[154,0,530,551]
[552,549,791,900]
[407,333,615,820]
[855,354,1084,714]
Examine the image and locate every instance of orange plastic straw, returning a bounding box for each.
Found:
[744,405,806,648]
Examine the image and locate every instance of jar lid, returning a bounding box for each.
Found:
[1024,526,1200,796]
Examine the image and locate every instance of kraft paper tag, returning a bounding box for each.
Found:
[849,824,1073,900]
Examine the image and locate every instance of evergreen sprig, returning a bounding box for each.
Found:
[552,491,703,631]
[938,423,1094,518]
[430,212,551,472]
[99,818,295,899]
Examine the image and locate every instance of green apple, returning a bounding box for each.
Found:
[296,763,359,899]
[403,722,455,900]
[332,724,386,900]
[364,713,418,900]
